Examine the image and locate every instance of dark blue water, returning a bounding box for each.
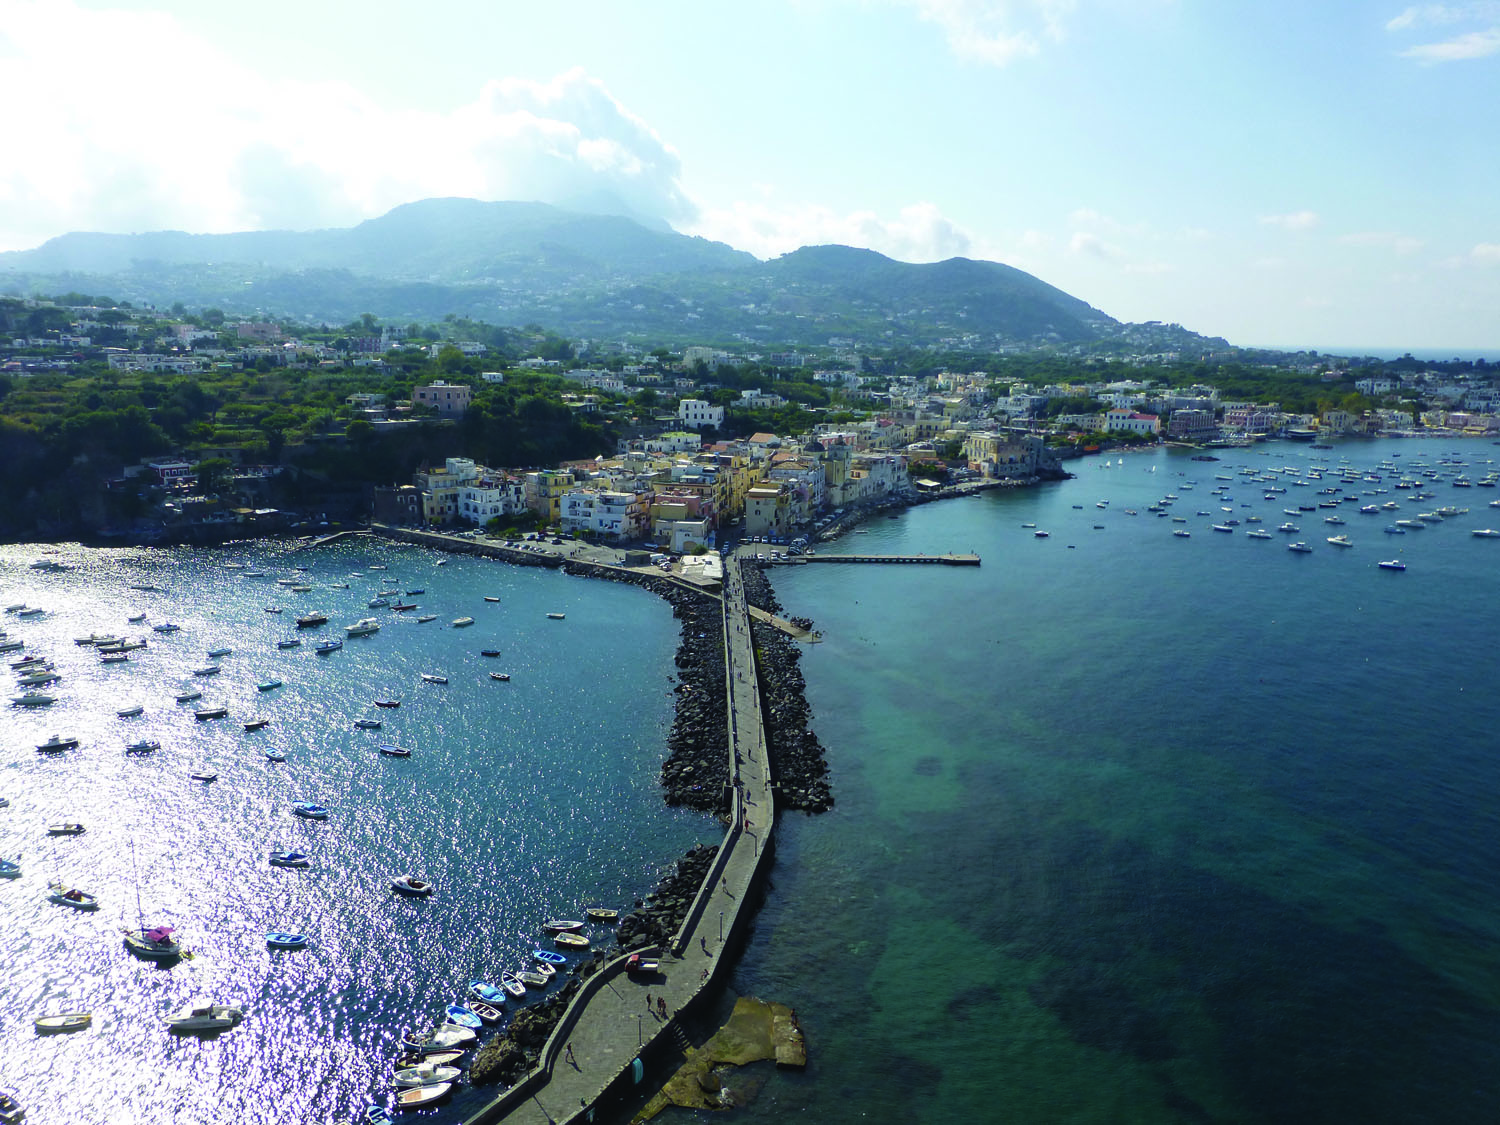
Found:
[0,539,707,1124]
[725,439,1500,1124]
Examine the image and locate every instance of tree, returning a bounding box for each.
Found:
[196,457,233,495]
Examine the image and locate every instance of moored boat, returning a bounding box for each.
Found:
[451,617,474,628]
[1378,559,1407,570]
[416,615,437,623]
[392,874,433,896]
[541,919,584,933]
[291,802,328,820]
[469,981,507,1005]
[585,906,619,923]
[47,881,99,910]
[296,613,328,628]
[355,719,383,730]
[125,740,161,755]
[176,690,202,703]
[420,674,447,684]
[546,613,566,620]
[392,1062,461,1089]
[552,932,589,950]
[189,771,218,782]
[266,932,309,950]
[35,1010,92,1034]
[270,850,311,868]
[395,1083,452,1109]
[166,998,244,1033]
[468,999,502,1023]
[37,734,79,752]
[47,822,85,835]
[195,706,228,720]
[379,744,412,758]
[257,680,282,692]
[532,949,568,966]
[277,639,302,649]
[345,618,381,637]
[244,719,270,731]
[12,692,55,707]
[444,1004,483,1030]
[315,640,343,653]
[123,924,182,961]
[375,699,401,708]
[499,971,527,998]
[489,672,510,681]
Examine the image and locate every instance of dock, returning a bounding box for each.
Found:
[800,552,979,566]
[463,557,775,1125]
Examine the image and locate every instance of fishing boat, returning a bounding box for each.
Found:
[265,932,309,950]
[37,734,79,752]
[532,949,568,966]
[125,740,161,755]
[295,613,328,628]
[345,618,381,637]
[417,615,437,623]
[420,674,447,684]
[395,1083,452,1109]
[207,648,232,658]
[393,1062,461,1089]
[489,672,511,681]
[151,622,180,633]
[355,719,383,730]
[166,998,244,1033]
[469,981,508,1005]
[585,907,619,923]
[189,771,218,782]
[443,1004,483,1030]
[195,706,228,720]
[315,640,343,654]
[468,999,503,1023]
[451,617,474,628]
[553,932,590,950]
[244,719,270,731]
[1378,559,1407,570]
[176,689,202,703]
[47,881,99,910]
[392,874,433,896]
[269,850,311,868]
[375,699,401,708]
[12,692,55,707]
[47,823,85,836]
[291,802,328,820]
[379,745,412,758]
[277,639,302,649]
[35,1010,92,1034]
[547,613,566,620]
[257,680,282,692]
[541,919,584,933]
[499,971,527,998]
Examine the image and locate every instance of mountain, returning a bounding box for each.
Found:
[0,198,1123,347]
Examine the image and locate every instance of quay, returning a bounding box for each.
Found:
[798,552,979,566]
[463,556,776,1125]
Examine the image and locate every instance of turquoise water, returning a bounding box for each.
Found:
[724,439,1500,1124]
[0,539,707,1124]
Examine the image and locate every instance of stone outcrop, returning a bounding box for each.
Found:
[615,842,720,951]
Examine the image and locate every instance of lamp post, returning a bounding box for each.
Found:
[719,910,724,940]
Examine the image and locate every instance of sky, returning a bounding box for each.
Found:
[0,0,1497,351]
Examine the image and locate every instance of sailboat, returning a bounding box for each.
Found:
[122,840,183,961]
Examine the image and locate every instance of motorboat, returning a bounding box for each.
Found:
[37,734,79,752]
[266,932,309,950]
[1172,529,1190,538]
[207,648,232,658]
[585,907,619,923]
[483,596,500,603]
[541,919,584,933]
[118,705,144,717]
[166,998,244,1033]
[345,618,381,637]
[392,603,417,611]
[444,1004,483,1030]
[469,981,508,1005]
[277,639,302,649]
[257,680,282,692]
[0,640,23,654]
[193,665,221,677]
[1472,528,1500,538]
[244,719,270,731]
[295,613,328,628]
[16,607,44,617]
[416,615,437,623]
[35,1010,92,1034]
[532,960,556,979]
[10,654,45,668]
[481,650,500,657]
[315,640,343,653]
[1211,524,1234,533]
[355,719,383,730]
[125,740,161,755]
[0,1090,23,1124]
[420,674,447,684]
[402,1024,475,1053]
[270,850,311,868]
[532,949,568,966]
[291,802,328,820]
[393,1062,461,1089]
[367,597,390,608]
[553,932,589,950]
[189,771,218,782]
[195,706,228,720]
[75,633,121,646]
[17,670,60,686]
[48,823,86,835]
[395,1083,452,1109]
[123,924,182,961]
[47,881,99,910]
[516,970,549,989]
[489,672,511,681]
[1378,559,1407,570]
[375,699,401,708]
[379,745,412,758]
[265,751,287,763]
[1327,535,1353,547]
[392,875,433,896]
[12,692,55,706]
[100,653,130,664]
[1247,529,1273,539]
[1287,542,1313,553]
[451,617,474,628]
[151,623,180,633]
[176,690,203,703]
[499,971,527,998]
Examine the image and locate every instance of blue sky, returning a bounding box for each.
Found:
[1,0,1496,350]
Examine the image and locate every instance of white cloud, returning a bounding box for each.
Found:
[1259,211,1321,232]
[691,200,980,262]
[1399,26,1500,59]
[1340,231,1426,254]
[1472,243,1500,263]
[0,1,691,251]
[1385,3,1500,31]
[896,0,1078,65]
[1068,230,1121,259]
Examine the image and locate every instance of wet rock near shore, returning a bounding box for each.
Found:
[616,842,720,951]
[469,978,582,1086]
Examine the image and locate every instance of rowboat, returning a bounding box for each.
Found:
[552,932,590,950]
[401,1024,474,1053]
[393,1062,460,1089]
[270,850,311,868]
[499,971,527,998]
[277,639,301,649]
[469,981,508,1005]
[195,707,228,720]
[541,919,584,933]
[355,719,383,730]
[468,999,503,1023]
[244,719,270,731]
[47,881,99,910]
[175,690,202,703]
[291,802,328,820]
[35,1010,92,1034]
[532,949,568,966]
[489,672,510,681]
[379,745,412,758]
[374,699,401,708]
[266,932,309,950]
[516,970,549,989]
[395,1083,452,1109]
[444,1004,483,1030]
[585,907,619,923]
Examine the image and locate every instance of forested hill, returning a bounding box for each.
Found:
[0,197,1129,347]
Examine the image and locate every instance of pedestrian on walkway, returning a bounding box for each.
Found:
[565,1042,577,1068]
[646,993,653,1012]
[657,997,668,1019]
[700,936,709,954]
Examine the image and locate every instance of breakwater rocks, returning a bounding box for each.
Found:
[616,842,721,951]
[564,562,731,813]
[740,567,834,814]
[469,977,583,1086]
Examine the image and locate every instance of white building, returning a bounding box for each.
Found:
[678,399,725,430]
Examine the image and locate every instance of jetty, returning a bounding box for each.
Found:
[464,556,776,1125]
[800,552,979,566]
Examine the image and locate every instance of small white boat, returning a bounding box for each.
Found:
[151,623,181,633]
[451,617,474,628]
[126,740,161,755]
[499,971,527,998]
[420,674,447,684]
[379,745,412,758]
[392,1062,460,1088]
[265,931,309,950]
[189,771,218,782]
[118,705,144,717]
[1378,559,1407,570]
[516,970,549,988]
[541,919,584,933]
[315,639,343,653]
[391,875,433,896]
[1472,528,1500,538]
[12,692,55,706]
[207,648,232,658]
[166,998,244,1033]
[553,932,590,950]
[291,802,328,820]
[48,822,85,835]
[416,615,437,623]
[395,1083,452,1109]
[547,613,566,620]
[270,850,311,868]
[585,906,619,922]
[1288,542,1313,553]
[35,1010,92,1034]
[37,734,79,752]
[47,880,99,910]
[128,612,147,623]
[345,618,381,637]
[0,857,20,879]
[1327,535,1353,547]
[277,639,302,649]
[176,690,202,703]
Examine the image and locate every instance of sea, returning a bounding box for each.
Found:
[4,436,1500,1124]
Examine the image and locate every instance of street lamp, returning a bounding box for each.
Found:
[719,910,724,940]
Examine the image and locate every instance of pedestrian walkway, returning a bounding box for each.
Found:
[466,558,774,1125]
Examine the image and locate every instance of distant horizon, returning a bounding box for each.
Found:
[1251,345,1497,363]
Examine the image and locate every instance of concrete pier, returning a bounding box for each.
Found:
[463,557,775,1125]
